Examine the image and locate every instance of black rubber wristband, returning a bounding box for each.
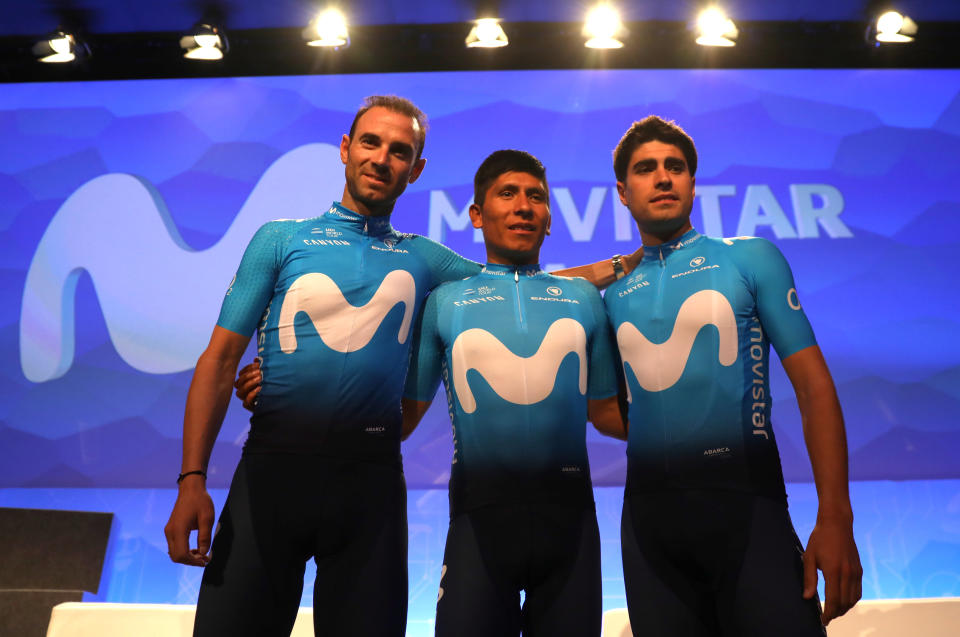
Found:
[176,470,207,484]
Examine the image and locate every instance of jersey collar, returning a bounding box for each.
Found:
[480,262,543,278]
[324,202,396,237]
[642,228,702,262]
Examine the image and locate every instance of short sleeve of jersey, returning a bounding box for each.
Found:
[732,238,817,360]
[572,278,619,400]
[406,234,482,287]
[403,286,445,402]
[215,221,291,336]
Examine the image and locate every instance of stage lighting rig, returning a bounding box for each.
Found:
[32,30,89,63]
[695,7,738,47]
[870,10,917,43]
[180,24,228,60]
[584,4,624,49]
[466,18,508,48]
[304,8,350,48]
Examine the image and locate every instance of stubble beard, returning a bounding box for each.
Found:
[346,174,399,216]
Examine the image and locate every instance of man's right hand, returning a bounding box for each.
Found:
[234,358,263,411]
[164,477,215,566]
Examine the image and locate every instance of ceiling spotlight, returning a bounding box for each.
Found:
[304,8,350,48]
[32,31,87,63]
[874,11,917,43]
[696,7,738,47]
[179,24,228,60]
[584,4,624,49]
[466,18,508,48]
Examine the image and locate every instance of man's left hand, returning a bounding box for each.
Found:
[802,516,862,625]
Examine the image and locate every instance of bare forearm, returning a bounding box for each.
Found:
[785,347,852,518]
[180,327,250,472]
[180,353,238,472]
[553,246,643,289]
[801,383,852,518]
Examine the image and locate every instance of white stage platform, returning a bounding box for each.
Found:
[601,598,960,637]
[45,597,960,636]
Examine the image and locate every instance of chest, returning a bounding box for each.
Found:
[609,255,755,340]
[441,279,593,355]
[276,232,431,305]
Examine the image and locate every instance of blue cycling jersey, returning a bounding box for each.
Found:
[216,202,480,455]
[604,229,816,497]
[404,263,618,515]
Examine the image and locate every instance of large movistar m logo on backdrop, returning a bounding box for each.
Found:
[617,289,737,397]
[451,318,587,413]
[20,143,344,383]
[278,271,416,353]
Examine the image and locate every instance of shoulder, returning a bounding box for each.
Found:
[705,235,786,269]
[428,276,472,303]
[714,235,781,257]
[239,219,313,259]
[395,232,440,250]
[396,232,472,260]
[252,217,317,240]
[546,273,603,303]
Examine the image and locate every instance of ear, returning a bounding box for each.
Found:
[339,134,350,165]
[545,211,552,236]
[407,157,427,184]
[616,181,628,207]
[691,176,696,199]
[469,202,483,229]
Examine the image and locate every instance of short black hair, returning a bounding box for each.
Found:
[473,150,548,207]
[348,95,429,160]
[613,115,698,182]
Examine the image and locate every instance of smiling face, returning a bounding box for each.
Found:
[470,170,551,266]
[339,106,426,216]
[616,140,695,245]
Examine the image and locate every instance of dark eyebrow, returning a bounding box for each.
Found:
[632,158,657,172]
[664,156,687,169]
[388,140,415,157]
[525,186,547,197]
[358,132,380,144]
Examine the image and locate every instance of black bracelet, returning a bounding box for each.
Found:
[176,470,207,484]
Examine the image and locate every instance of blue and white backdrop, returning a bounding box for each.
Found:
[2,70,959,634]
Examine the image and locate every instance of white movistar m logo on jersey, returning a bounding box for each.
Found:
[451,318,587,413]
[278,270,416,353]
[617,289,737,396]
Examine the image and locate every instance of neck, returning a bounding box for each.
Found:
[485,251,540,267]
[639,220,692,247]
[340,185,395,218]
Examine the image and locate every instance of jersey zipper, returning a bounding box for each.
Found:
[654,245,669,476]
[514,269,527,332]
[514,268,531,470]
[361,219,369,270]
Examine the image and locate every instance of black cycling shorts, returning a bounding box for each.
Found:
[621,489,825,637]
[435,502,601,637]
[193,453,407,637]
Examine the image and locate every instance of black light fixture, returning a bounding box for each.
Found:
[303,8,350,48]
[695,7,738,47]
[869,10,918,43]
[180,23,229,60]
[32,30,89,63]
[583,4,625,49]
[466,18,509,48]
